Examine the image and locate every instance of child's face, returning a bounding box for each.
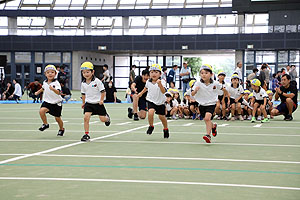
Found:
[174,93,179,99]
[82,69,94,80]
[185,95,190,100]
[268,94,273,100]
[166,96,172,102]
[200,70,212,82]
[170,82,175,88]
[244,93,249,99]
[150,70,161,80]
[45,70,56,80]
[218,75,225,82]
[251,84,259,91]
[231,78,239,85]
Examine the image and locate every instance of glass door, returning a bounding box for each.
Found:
[16,64,30,88]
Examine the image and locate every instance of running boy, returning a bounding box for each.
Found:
[191,64,219,143]
[35,65,65,136]
[138,64,169,138]
[80,62,111,142]
[250,79,269,123]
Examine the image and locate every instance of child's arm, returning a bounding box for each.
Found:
[100,90,105,105]
[49,86,60,95]
[137,87,147,98]
[35,88,44,96]
[263,97,267,107]
[81,94,86,109]
[235,94,243,102]
[157,79,166,94]
[191,86,200,96]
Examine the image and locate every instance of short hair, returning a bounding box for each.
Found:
[282,74,291,80]
[261,65,267,70]
[237,61,242,66]
[291,65,296,68]
[34,78,39,82]
[103,64,108,68]
[173,65,178,68]
[60,65,65,69]
[131,65,136,69]
[163,67,167,72]
[272,73,276,78]
[281,68,286,72]
[253,68,258,73]
[142,69,149,76]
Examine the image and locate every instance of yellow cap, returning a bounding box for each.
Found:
[189,80,196,88]
[149,64,162,72]
[251,79,261,87]
[249,93,253,98]
[231,74,239,80]
[266,90,273,95]
[184,92,189,96]
[200,64,213,72]
[80,62,94,70]
[168,88,179,94]
[44,64,56,72]
[244,90,251,94]
[218,70,226,76]
[165,92,173,97]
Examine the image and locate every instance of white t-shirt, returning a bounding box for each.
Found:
[103,70,110,83]
[227,84,244,99]
[253,87,268,101]
[165,99,178,111]
[186,88,195,101]
[192,80,221,106]
[145,79,166,105]
[42,80,63,104]
[235,67,242,80]
[181,99,189,107]
[216,81,226,96]
[14,83,22,97]
[81,77,105,104]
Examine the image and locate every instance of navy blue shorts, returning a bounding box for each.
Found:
[138,98,148,111]
[276,102,297,115]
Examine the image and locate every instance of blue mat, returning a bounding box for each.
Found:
[0,100,130,104]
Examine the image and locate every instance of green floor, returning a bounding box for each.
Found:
[0,103,300,199]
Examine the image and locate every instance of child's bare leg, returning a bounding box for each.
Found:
[158,114,168,129]
[84,112,92,133]
[55,117,64,130]
[99,115,109,122]
[252,103,258,116]
[39,107,49,124]
[204,113,213,136]
[148,109,155,126]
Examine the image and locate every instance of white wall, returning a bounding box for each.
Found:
[72,51,113,90]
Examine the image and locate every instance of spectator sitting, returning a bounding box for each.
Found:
[26,78,42,103]
[104,80,121,103]
[57,65,68,85]
[10,79,22,102]
[1,81,14,100]
[60,81,72,102]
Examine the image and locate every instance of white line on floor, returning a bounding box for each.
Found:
[93,140,300,148]
[183,123,194,126]
[219,124,229,127]
[253,124,262,128]
[0,177,299,191]
[51,121,68,125]
[117,122,132,125]
[0,122,167,165]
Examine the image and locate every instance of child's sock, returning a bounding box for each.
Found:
[85,132,89,135]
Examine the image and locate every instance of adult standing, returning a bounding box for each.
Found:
[161,67,168,88]
[129,65,136,88]
[101,64,111,87]
[287,65,298,87]
[167,65,178,87]
[235,61,243,83]
[271,74,298,121]
[263,63,271,89]
[179,62,191,95]
[258,64,267,90]
[127,69,150,121]
[246,68,258,90]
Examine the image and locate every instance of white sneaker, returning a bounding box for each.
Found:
[247,115,252,120]
[257,116,262,121]
[230,117,235,121]
[239,115,244,121]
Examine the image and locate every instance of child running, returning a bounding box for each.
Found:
[250,79,269,123]
[80,62,111,142]
[138,64,169,138]
[191,64,219,143]
[35,65,65,136]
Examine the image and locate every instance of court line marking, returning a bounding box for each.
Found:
[0,177,299,191]
[1,153,299,165]
[219,124,229,127]
[0,139,300,148]
[116,122,132,125]
[0,130,299,137]
[1,163,300,175]
[253,124,262,128]
[183,123,194,126]
[93,140,300,148]
[1,122,299,129]
[0,122,166,165]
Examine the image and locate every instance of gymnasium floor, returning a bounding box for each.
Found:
[0,102,299,199]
